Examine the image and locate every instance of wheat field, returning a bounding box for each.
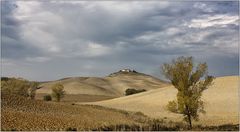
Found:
[86,76,239,126]
[1,94,148,131]
[1,76,239,130]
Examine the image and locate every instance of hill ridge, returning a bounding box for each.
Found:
[36,70,169,100]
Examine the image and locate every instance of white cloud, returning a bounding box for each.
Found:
[165,27,182,35]
[98,1,169,13]
[21,27,61,53]
[14,1,42,20]
[50,1,85,4]
[11,1,67,59]
[82,42,111,57]
[2,59,16,66]
[187,14,239,28]
[193,2,214,12]
[26,57,51,62]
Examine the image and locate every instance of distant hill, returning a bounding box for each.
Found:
[88,76,239,126]
[36,69,169,100]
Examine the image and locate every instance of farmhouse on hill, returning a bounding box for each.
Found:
[119,69,136,73]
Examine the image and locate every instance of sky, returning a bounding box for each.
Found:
[1,1,239,81]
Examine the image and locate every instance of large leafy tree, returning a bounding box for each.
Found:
[162,56,214,129]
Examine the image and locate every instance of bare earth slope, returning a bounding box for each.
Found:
[36,72,169,101]
[87,76,239,126]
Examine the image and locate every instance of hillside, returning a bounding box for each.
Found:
[36,70,169,102]
[87,76,239,126]
[1,93,148,131]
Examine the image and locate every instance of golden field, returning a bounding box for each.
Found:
[1,94,148,131]
[86,76,239,126]
[35,93,115,102]
[1,75,239,130]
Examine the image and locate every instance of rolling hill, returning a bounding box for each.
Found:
[36,70,169,102]
[1,93,149,131]
[86,76,239,126]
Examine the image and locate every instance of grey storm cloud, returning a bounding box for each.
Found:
[1,1,239,81]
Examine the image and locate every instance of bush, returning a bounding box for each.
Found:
[1,77,9,81]
[66,127,77,131]
[43,95,52,101]
[51,83,65,102]
[1,78,30,97]
[125,88,146,96]
[1,78,40,100]
[167,100,178,113]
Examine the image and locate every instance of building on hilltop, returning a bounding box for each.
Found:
[109,69,137,77]
[119,69,137,73]
[120,69,131,72]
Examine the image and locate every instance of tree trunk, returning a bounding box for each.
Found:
[57,96,60,102]
[185,105,192,129]
[187,114,192,129]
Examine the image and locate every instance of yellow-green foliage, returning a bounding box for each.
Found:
[28,82,39,99]
[1,78,39,99]
[162,56,214,129]
[51,83,65,102]
[43,94,52,101]
[167,100,178,113]
[1,78,30,97]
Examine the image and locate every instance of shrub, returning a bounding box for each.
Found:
[1,78,41,100]
[1,78,30,97]
[51,83,65,102]
[125,88,146,96]
[66,127,77,131]
[135,111,145,116]
[167,100,178,113]
[43,95,52,101]
[1,77,9,81]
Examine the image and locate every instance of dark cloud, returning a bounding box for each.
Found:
[1,1,239,81]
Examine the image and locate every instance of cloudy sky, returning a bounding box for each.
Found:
[2,1,239,81]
